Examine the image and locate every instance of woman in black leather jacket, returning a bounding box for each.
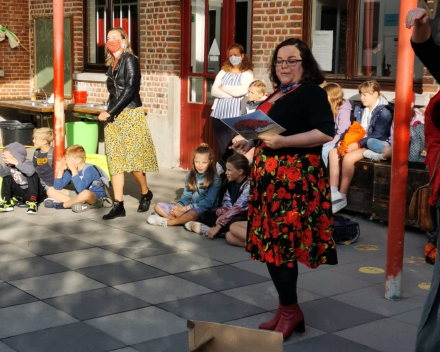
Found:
[98,27,158,220]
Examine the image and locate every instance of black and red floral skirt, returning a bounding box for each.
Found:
[246,146,338,268]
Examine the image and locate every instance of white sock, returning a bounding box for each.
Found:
[340,193,347,201]
[331,186,339,194]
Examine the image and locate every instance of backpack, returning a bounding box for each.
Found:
[332,215,361,244]
[82,163,113,207]
[424,242,437,265]
[408,123,426,163]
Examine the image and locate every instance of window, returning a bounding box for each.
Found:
[83,0,140,72]
[304,0,424,89]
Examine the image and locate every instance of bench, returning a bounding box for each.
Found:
[345,159,430,227]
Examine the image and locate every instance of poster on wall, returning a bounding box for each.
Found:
[312,31,333,72]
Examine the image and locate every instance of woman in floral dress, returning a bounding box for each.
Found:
[232,38,338,339]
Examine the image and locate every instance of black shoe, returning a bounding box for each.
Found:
[137,190,153,213]
[102,201,126,220]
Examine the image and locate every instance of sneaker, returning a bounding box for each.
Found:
[191,222,211,236]
[12,197,28,208]
[44,198,57,208]
[184,221,196,232]
[363,150,386,162]
[147,214,168,227]
[331,190,343,203]
[0,200,14,212]
[332,199,347,213]
[72,198,104,213]
[54,202,65,210]
[26,201,38,215]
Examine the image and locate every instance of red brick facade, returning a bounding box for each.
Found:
[0,0,31,99]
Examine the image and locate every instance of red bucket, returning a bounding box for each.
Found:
[73,91,87,104]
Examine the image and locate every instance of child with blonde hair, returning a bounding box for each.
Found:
[33,127,54,191]
[242,80,267,114]
[45,145,105,212]
[147,143,221,227]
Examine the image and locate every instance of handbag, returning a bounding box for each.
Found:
[332,215,361,244]
[409,153,440,231]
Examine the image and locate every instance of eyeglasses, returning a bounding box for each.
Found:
[274,59,302,67]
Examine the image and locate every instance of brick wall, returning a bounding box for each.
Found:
[0,0,31,99]
[252,0,303,91]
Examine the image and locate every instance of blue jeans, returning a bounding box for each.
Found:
[367,139,390,153]
[322,144,335,167]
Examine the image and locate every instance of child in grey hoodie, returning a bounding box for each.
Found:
[0,142,45,214]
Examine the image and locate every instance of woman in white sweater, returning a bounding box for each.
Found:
[211,43,254,167]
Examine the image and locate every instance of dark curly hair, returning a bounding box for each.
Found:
[269,38,325,89]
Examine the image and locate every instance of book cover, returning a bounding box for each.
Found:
[220,110,286,139]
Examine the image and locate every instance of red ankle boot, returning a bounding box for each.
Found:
[259,302,282,330]
[274,303,305,339]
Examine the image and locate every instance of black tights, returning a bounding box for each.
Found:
[267,262,299,306]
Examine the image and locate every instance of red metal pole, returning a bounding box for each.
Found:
[385,0,417,300]
[53,0,64,172]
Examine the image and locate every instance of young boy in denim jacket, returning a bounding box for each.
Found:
[45,144,105,212]
[0,142,45,214]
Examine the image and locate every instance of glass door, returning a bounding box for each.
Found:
[180,0,236,169]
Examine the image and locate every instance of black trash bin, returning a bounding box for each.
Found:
[0,121,35,146]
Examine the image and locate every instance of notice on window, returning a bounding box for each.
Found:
[312,31,333,72]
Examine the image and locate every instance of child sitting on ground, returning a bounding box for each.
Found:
[184,153,250,240]
[147,143,221,227]
[0,142,45,214]
[32,127,54,192]
[45,144,105,212]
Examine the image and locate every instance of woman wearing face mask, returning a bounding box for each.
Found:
[98,27,158,220]
[211,43,254,169]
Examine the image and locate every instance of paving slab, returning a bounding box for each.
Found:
[189,244,251,264]
[0,283,38,308]
[221,281,322,310]
[328,257,387,284]
[297,268,375,296]
[0,226,63,243]
[0,256,68,281]
[299,298,385,333]
[0,342,17,352]
[0,301,77,339]
[69,229,146,246]
[157,292,265,323]
[391,307,424,326]
[43,219,114,236]
[133,332,189,352]
[137,251,223,274]
[44,287,150,320]
[0,218,36,230]
[115,275,212,304]
[176,265,269,291]
[13,236,94,256]
[284,333,380,352]
[335,318,418,352]
[332,284,427,317]
[86,306,187,345]
[101,239,181,259]
[76,260,168,286]
[109,348,139,352]
[90,211,155,229]
[0,244,36,263]
[2,322,126,352]
[9,271,106,300]
[230,260,271,278]
[43,248,128,270]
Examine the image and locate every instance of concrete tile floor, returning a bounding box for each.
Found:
[0,168,434,351]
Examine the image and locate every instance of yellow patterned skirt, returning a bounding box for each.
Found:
[104,107,159,175]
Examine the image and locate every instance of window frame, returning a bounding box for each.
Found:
[82,0,140,73]
[303,0,422,91]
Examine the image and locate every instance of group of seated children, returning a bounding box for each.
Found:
[147,143,250,247]
[323,81,425,213]
[0,127,106,214]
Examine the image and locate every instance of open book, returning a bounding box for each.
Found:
[220,110,286,139]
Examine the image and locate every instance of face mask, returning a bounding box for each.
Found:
[229,55,243,66]
[107,39,122,54]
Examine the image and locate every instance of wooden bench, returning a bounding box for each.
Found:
[345,160,430,227]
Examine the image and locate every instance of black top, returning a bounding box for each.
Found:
[105,53,143,119]
[411,36,440,131]
[262,82,335,156]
